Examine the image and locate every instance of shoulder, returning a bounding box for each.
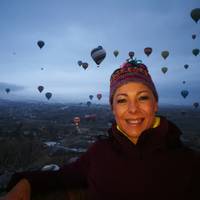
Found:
[159,116,182,134]
[85,135,111,155]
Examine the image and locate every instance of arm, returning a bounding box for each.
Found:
[6,150,91,194]
[1,178,31,200]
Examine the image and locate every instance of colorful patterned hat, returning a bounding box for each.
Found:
[109,59,158,105]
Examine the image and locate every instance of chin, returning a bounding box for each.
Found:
[125,129,142,138]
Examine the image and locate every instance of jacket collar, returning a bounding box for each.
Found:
[107,116,183,158]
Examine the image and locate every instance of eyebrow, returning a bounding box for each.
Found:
[116,90,150,97]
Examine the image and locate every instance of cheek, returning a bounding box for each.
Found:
[113,104,124,117]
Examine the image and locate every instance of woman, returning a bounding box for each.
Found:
[2,59,200,200]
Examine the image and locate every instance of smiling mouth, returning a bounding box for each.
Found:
[125,118,144,126]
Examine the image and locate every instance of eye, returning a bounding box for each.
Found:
[139,95,149,101]
[117,99,127,104]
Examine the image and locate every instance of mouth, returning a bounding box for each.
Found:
[125,118,144,126]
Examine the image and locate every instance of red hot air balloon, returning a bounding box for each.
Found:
[37,40,45,49]
[45,92,52,100]
[73,116,80,126]
[38,85,44,93]
[97,93,102,100]
[144,47,152,57]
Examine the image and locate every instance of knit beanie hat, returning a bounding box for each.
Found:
[109,59,158,105]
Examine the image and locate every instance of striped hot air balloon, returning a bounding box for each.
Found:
[91,46,106,65]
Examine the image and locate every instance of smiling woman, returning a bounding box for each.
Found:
[109,60,159,144]
[112,82,158,144]
[2,59,200,200]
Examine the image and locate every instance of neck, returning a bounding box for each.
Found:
[116,125,138,144]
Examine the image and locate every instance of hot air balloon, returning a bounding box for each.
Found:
[89,95,93,100]
[161,67,168,74]
[192,34,196,40]
[73,116,80,126]
[77,60,82,66]
[182,81,186,84]
[38,85,44,93]
[192,48,200,56]
[41,67,44,70]
[193,102,199,108]
[190,8,200,23]
[5,88,10,94]
[87,101,92,107]
[161,51,169,59]
[181,90,189,98]
[91,46,106,65]
[37,40,45,49]
[45,92,52,100]
[82,62,88,70]
[113,50,119,57]
[184,64,189,69]
[97,93,102,100]
[128,51,135,59]
[144,47,152,57]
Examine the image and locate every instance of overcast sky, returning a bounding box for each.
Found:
[0,0,199,105]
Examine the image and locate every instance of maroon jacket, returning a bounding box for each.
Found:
[8,117,200,200]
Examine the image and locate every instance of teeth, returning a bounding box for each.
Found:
[126,119,142,124]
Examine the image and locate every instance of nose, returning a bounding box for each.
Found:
[128,100,138,114]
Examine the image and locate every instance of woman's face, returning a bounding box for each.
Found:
[112,82,158,144]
